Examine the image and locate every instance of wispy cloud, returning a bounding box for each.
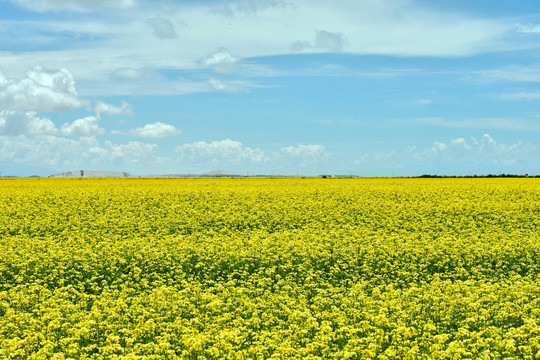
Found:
[200,48,239,74]
[477,64,540,83]
[1,0,517,97]
[516,23,540,34]
[418,117,540,131]
[499,91,540,100]
[12,0,137,12]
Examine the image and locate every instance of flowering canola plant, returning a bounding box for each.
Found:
[1,177,540,359]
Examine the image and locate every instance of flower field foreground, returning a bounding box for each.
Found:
[1,177,540,359]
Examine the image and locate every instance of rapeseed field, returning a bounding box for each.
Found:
[1,177,540,359]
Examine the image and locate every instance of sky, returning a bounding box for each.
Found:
[1,0,540,176]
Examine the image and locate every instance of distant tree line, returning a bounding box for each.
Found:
[417,174,537,178]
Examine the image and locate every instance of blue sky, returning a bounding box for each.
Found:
[1,0,540,176]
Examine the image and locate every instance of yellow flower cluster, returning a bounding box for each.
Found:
[1,177,540,359]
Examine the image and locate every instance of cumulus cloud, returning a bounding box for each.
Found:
[60,116,105,137]
[98,141,158,165]
[0,72,8,88]
[450,138,472,150]
[429,134,534,156]
[119,122,181,138]
[431,141,448,153]
[426,134,536,168]
[291,30,348,52]
[146,16,180,39]
[0,134,159,170]
[0,66,87,112]
[0,135,86,167]
[12,0,137,12]
[281,144,328,160]
[0,110,57,136]
[353,134,536,174]
[200,48,239,73]
[95,100,133,116]
[176,139,266,163]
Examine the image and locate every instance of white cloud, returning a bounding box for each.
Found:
[516,23,540,34]
[373,150,398,163]
[418,117,540,131]
[60,116,105,137]
[95,100,134,116]
[176,139,266,163]
[110,67,146,80]
[450,138,471,150]
[281,144,328,160]
[292,30,347,52]
[478,65,540,83]
[99,141,158,165]
[353,154,369,166]
[1,0,515,97]
[208,78,244,92]
[281,144,329,164]
[120,122,181,138]
[0,67,87,112]
[499,92,540,100]
[478,134,498,151]
[200,48,239,74]
[12,0,137,12]
[0,135,84,167]
[431,141,447,153]
[26,66,78,94]
[0,110,57,136]
[353,134,537,173]
[146,16,181,39]
[0,72,8,88]
[0,134,159,170]
[209,79,228,91]
[425,134,535,166]
[209,0,290,16]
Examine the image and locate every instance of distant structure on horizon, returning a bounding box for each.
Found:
[35,169,540,179]
[49,170,130,178]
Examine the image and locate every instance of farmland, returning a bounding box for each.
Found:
[1,177,540,359]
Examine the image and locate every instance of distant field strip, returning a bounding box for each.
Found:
[1,178,540,359]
